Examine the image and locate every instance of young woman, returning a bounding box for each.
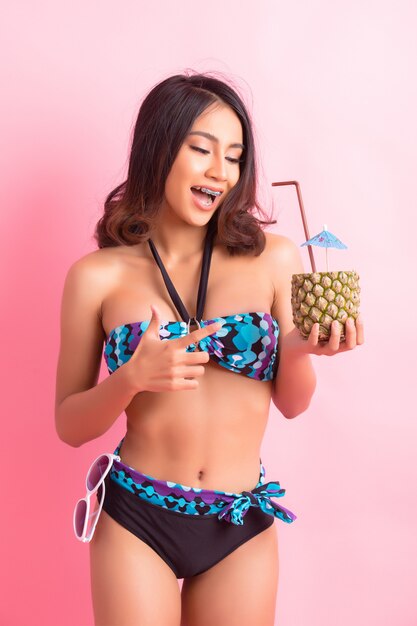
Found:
[55,73,364,626]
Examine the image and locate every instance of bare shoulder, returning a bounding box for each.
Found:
[263,231,305,277]
[64,245,128,303]
[263,232,306,327]
[67,245,123,278]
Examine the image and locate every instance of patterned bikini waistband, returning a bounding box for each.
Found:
[110,437,297,526]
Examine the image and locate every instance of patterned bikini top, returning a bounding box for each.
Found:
[103,218,280,382]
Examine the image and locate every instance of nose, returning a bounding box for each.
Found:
[206,153,227,181]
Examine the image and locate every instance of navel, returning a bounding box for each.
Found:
[197,469,205,481]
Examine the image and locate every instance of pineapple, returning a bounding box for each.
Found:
[291,271,360,342]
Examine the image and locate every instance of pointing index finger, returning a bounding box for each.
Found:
[177,320,224,350]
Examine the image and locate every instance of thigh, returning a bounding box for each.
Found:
[180,521,279,626]
[90,510,182,626]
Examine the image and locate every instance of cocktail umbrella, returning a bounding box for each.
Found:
[301,224,347,271]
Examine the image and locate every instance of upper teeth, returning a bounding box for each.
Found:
[193,186,222,197]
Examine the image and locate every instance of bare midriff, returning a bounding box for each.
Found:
[100,235,277,494]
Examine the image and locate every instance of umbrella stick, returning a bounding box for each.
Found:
[272,181,317,273]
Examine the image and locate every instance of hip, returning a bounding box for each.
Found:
[107,435,297,526]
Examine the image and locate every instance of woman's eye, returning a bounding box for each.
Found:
[190,145,243,164]
[190,146,209,154]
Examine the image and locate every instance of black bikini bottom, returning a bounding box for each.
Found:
[102,474,275,579]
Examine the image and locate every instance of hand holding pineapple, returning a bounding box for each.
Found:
[271,182,363,352]
[282,314,364,357]
[291,226,362,344]
[271,182,364,420]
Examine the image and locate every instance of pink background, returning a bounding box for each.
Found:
[1,1,416,624]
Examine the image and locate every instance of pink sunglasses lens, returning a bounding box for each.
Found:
[74,499,87,538]
[87,456,111,491]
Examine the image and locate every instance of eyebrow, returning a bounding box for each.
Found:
[188,131,245,150]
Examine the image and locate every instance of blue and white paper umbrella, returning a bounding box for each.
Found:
[301,225,347,271]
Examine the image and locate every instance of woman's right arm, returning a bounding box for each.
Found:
[54,255,139,448]
[55,255,224,448]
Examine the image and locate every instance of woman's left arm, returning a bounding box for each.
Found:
[268,234,364,419]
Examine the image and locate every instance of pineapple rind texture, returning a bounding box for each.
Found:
[291,271,360,342]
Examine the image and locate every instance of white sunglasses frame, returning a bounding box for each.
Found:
[73,452,121,543]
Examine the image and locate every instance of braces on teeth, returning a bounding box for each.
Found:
[192,186,222,197]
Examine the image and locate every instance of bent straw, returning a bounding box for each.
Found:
[271,181,317,273]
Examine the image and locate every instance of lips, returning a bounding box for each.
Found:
[191,185,224,195]
[190,185,223,201]
[190,186,223,211]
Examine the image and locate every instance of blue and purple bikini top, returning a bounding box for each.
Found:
[104,218,280,382]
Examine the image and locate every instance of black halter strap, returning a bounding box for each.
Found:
[147,218,216,327]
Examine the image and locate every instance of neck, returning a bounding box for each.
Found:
[149,209,214,263]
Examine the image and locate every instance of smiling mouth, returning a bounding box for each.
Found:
[190,186,223,206]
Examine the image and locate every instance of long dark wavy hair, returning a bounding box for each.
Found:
[94,72,276,255]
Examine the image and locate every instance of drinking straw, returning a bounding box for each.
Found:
[271,181,317,273]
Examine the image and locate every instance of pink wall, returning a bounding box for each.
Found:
[1,1,416,624]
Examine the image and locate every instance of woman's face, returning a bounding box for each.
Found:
[161,103,244,226]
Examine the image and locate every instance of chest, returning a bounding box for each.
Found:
[102,245,275,336]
